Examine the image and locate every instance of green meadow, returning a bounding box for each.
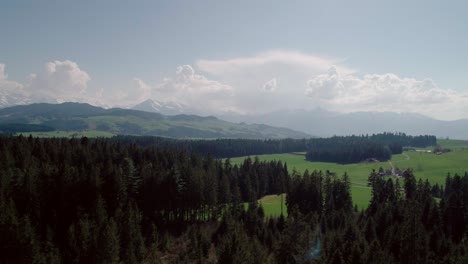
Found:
[258,194,287,217]
[232,139,468,211]
[392,150,468,185]
[437,138,468,150]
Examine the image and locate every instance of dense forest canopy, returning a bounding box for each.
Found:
[0,135,466,263]
[111,136,309,158]
[0,123,55,134]
[305,133,436,164]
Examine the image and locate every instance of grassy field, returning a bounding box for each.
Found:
[437,138,468,150]
[258,194,287,217]
[16,130,115,138]
[244,194,287,217]
[231,140,468,211]
[392,150,468,185]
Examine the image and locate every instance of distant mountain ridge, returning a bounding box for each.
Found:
[219,109,468,140]
[0,102,310,139]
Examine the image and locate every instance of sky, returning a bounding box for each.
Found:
[1,0,468,120]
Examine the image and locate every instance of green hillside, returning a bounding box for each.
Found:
[0,103,310,139]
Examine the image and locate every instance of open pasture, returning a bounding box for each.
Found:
[392,150,468,185]
[253,194,287,217]
[231,140,468,210]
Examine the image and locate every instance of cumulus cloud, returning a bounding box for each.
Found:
[1,60,99,108]
[0,64,30,107]
[156,65,232,94]
[305,66,465,118]
[262,78,277,92]
[132,65,235,114]
[131,78,152,101]
[28,60,90,102]
[2,52,468,120]
[0,64,22,89]
[305,66,343,100]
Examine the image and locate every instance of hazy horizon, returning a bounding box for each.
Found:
[1,0,468,121]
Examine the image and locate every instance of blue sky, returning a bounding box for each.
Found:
[1,0,467,119]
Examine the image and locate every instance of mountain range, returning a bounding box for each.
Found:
[219,108,468,140]
[0,102,310,139]
[2,99,468,140]
[128,99,468,139]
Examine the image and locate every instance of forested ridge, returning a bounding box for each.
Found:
[1,135,466,264]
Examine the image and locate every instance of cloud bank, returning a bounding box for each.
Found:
[1,50,467,120]
[189,50,354,114]
[305,66,464,119]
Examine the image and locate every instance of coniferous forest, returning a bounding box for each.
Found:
[1,135,466,264]
[305,134,436,164]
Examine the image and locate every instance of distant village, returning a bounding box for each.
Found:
[404,145,452,155]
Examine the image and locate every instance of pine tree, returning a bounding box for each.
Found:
[98,218,120,264]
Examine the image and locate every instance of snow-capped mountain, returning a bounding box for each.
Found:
[132,99,187,115]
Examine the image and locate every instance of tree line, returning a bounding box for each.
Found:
[305,133,436,164]
[113,132,435,160]
[111,136,309,158]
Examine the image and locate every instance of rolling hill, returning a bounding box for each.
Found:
[0,102,310,139]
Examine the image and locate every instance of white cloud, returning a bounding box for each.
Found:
[0,64,21,88]
[193,50,353,114]
[2,52,468,120]
[262,78,277,92]
[305,66,466,119]
[0,64,30,107]
[305,66,343,100]
[1,60,101,108]
[197,50,354,76]
[156,65,232,94]
[129,65,235,114]
[103,78,154,107]
[132,78,152,101]
[28,60,90,102]
[0,64,5,80]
